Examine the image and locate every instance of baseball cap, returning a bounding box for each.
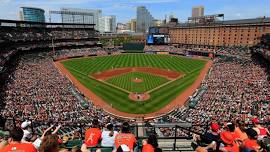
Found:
[21,120,31,129]
[251,118,260,124]
[220,131,233,145]
[210,122,220,132]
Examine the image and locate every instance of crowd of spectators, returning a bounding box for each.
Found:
[0,39,270,151]
[55,48,122,59]
[144,45,251,58]
[192,118,269,152]
[252,44,270,61]
[153,55,270,138]
[0,51,132,133]
[144,45,186,54]
[216,46,251,58]
[0,27,97,42]
[0,120,161,152]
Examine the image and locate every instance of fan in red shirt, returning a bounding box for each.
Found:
[0,127,36,152]
[251,118,270,140]
[226,122,241,141]
[84,119,102,147]
[219,131,240,152]
[114,122,137,152]
[242,128,261,151]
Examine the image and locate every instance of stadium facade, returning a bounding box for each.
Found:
[152,18,270,47]
[59,8,102,31]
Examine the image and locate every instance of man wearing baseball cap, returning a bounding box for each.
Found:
[192,122,220,151]
[200,122,220,145]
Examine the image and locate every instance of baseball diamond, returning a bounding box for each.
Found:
[57,54,209,115]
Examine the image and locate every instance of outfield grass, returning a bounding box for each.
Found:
[61,54,207,114]
[106,72,169,93]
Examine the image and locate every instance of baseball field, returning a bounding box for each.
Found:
[59,54,208,115]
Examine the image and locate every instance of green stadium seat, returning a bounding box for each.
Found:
[88,147,114,152]
[62,139,83,149]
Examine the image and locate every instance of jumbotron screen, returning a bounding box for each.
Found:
[147,34,170,45]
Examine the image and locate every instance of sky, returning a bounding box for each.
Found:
[0,0,270,23]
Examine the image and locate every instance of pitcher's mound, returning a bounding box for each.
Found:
[132,78,143,83]
[129,93,150,101]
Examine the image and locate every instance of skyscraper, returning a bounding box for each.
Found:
[20,7,45,22]
[192,6,204,17]
[130,19,136,32]
[60,8,102,30]
[136,6,154,33]
[99,15,116,33]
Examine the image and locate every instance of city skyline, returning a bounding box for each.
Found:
[0,0,270,23]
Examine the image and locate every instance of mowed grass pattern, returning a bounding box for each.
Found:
[106,72,169,93]
[61,54,207,114]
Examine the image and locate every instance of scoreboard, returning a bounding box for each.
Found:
[147,34,170,45]
[147,27,170,45]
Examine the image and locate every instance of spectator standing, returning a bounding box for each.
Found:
[21,120,32,143]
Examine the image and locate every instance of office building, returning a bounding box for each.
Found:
[20,7,45,22]
[60,8,102,30]
[131,19,137,32]
[136,6,154,33]
[99,15,116,33]
[126,21,131,30]
[192,6,204,17]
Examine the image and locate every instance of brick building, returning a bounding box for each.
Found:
[167,18,270,47]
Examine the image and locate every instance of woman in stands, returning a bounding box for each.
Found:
[142,133,162,152]
[101,123,118,147]
[39,134,59,152]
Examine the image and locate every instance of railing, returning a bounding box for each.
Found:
[2,117,208,151]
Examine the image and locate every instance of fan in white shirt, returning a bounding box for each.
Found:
[101,123,118,147]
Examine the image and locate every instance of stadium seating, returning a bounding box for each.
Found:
[0,23,269,151]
